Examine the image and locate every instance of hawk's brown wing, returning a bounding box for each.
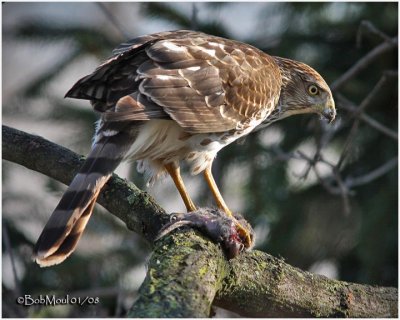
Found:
[66,31,282,133]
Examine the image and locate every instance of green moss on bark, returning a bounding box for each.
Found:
[128,229,229,317]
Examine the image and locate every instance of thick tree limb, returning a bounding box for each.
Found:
[129,230,229,317]
[2,125,397,317]
[128,229,397,318]
[2,125,168,242]
[215,251,397,317]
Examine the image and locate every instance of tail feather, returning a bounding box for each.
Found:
[34,122,135,267]
[34,198,97,267]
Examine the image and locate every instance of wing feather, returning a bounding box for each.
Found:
[65,30,282,133]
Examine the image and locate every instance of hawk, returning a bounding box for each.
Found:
[33,30,335,266]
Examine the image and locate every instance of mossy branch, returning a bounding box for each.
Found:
[2,125,397,318]
[130,229,397,318]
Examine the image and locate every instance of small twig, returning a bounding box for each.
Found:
[331,37,397,91]
[357,20,394,48]
[337,94,398,140]
[333,168,352,214]
[294,150,323,180]
[191,3,199,30]
[312,169,339,194]
[336,115,361,171]
[345,157,398,187]
[296,150,335,169]
[270,145,298,162]
[297,150,353,214]
[320,166,352,213]
[336,71,394,170]
[97,3,131,41]
[312,165,356,196]
[293,149,355,211]
[355,74,389,115]
[383,70,398,78]
[361,114,398,140]
[311,156,397,197]
[359,113,398,140]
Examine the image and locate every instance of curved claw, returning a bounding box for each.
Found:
[233,216,255,250]
[155,219,192,242]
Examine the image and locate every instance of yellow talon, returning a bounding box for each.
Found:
[234,219,253,249]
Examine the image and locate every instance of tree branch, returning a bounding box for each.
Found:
[330,37,397,91]
[336,72,397,170]
[96,3,131,40]
[345,157,398,187]
[128,230,229,317]
[130,228,397,317]
[357,20,395,48]
[2,125,168,242]
[2,125,397,317]
[336,93,398,141]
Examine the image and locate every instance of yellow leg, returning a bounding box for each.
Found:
[165,163,197,212]
[203,166,233,217]
[203,166,253,248]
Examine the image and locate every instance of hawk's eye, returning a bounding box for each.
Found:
[308,85,319,96]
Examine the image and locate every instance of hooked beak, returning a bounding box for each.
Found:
[321,97,336,123]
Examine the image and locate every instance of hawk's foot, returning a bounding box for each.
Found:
[155,208,254,259]
[230,215,254,251]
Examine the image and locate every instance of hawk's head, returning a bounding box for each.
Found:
[269,57,336,125]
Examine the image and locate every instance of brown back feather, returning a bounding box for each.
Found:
[65,30,282,133]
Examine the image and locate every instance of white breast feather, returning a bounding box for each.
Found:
[124,119,260,184]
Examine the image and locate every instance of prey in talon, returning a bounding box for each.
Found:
[156,208,255,259]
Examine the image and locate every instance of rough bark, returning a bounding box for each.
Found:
[128,228,397,318]
[2,125,398,318]
[129,230,229,317]
[2,125,168,242]
[215,251,398,317]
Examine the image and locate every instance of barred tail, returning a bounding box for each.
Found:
[33,122,135,267]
